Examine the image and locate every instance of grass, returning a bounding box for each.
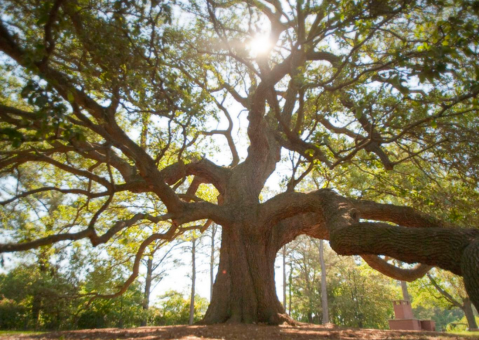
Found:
[0,328,478,339]
[0,331,45,336]
[447,330,479,337]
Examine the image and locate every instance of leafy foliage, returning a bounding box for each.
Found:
[286,236,400,328]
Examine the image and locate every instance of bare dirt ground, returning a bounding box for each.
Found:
[1,324,478,340]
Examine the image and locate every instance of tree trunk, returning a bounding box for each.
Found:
[210,225,216,301]
[141,257,153,326]
[463,298,478,330]
[189,237,196,325]
[319,240,329,324]
[461,241,479,316]
[401,281,410,301]
[289,260,293,315]
[201,223,289,324]
[31,291,41,330]
[283,245,287,310]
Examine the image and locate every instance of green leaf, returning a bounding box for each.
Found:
[67,91,75,102]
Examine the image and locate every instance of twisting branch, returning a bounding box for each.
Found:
[426,273,463,308]
[0,213,174,253]
[41,0,64,65]
[362,255,431,282]
[0,153,112,187]
[160,158,231,195]
[0,187,110,205]
[87,223,180,301]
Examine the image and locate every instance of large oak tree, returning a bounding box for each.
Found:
[0,0,479,324]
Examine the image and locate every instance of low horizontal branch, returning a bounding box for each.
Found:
[330,222,479,275]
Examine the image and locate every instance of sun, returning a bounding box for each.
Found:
[247,35,272,56]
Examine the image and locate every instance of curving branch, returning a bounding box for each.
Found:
[0,18,185,213]
[306,51,341,66]
[362,255,431,282]
[87,225,180,302]
[0,187,109,205]
[0,153,111,187]
[88,215,215,305]
[160,157,231,195]
[0,213,173,253]
[353,199,449,228]
[0,228,93,253]
[263,189,451,230]
[426,273,463,308]
[201,95,239,167]
[272,212,328,253]
[260,190,341,229]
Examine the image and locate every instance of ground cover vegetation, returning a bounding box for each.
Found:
[0,0,478,327]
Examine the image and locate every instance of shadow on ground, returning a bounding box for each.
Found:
[1,324,477,340]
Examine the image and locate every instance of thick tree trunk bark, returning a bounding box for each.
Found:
[201,223,289,324]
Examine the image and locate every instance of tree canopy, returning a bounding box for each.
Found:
[0,0,479,324]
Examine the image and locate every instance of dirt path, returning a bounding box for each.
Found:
[1,324,477,340]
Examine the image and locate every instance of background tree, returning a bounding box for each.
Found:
[319,239,329,324]
[141,241,180,326]
[410,269,479,331]
[0,0,478,325]
[189,236,196,325]
[0,252,147,330]
[154,290,208,326]
[285,236,400,328]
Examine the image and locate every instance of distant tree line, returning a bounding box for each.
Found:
[0,261,208,330]
[282,236,479,331]
[0,232,476,331]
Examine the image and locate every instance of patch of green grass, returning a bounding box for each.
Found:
[447,330,479,337]
[0,331,45,336]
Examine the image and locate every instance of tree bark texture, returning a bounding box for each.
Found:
[201,223,289,324]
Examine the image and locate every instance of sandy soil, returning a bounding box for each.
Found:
[1,324,477,340]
